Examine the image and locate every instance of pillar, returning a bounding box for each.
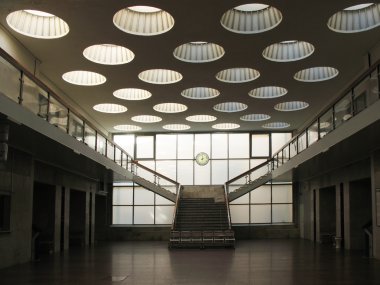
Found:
[63,187,70,251]
[54,185,62,253]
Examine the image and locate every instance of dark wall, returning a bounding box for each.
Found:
[319,187,336,235]
[69,190,86,246]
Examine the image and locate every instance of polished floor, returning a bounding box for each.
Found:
[1,240,380,285]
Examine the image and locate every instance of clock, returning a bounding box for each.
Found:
[195,152,209,166]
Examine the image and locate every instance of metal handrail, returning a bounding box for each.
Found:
[223,184,232,230]
[132,160,180,187]
[171,185,182,230]
[225,160,270,185]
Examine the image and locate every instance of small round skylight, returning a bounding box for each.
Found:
[83,44,135,65]
[181,87,220,100]
[114,124,142,131]
[153,103,188,113]
[173,42,225,63]
[6,10,69,39]
[163,124,191,131]
[113,88,152,101]
[294,67,339,82]
[221,4,282,34]
[328,3,380,33]
[131,115,162,123]
[262,122,290,129]
[212,123,240,130]
[138,69,183,84]
[274,101,309,112]
[186,115,217,122]
[93,103,127,114]
[213,102,248,113]
[113,6,174,36]
[249,86,288,99]
[240,114,271,121]
[216,68,260,83]
[62,71,106,86]
[262,41,315,62]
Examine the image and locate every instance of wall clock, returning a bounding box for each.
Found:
[195,152,209,166]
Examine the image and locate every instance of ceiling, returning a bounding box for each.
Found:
[0,0,379,134]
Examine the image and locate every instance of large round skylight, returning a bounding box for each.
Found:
[212,123,240,130]
[213,102,248,113]
[181,87,220,100]
[114,124,142,131]
[6,10,69,39]
[93,103,127,113]
[274,101,309,112]
[249,86,287,99]
[221,4,282,34]
[262,122,290,129]
[113,6,175,36]
[173,42,225,63]
[163,124,191,131]
[186,115,217,122]
[131,115,162,123]
[62,71,106,86]
[153,103,188,113]
[83,44,135,65]
[138,69,183,84]
[262,41,315,62]
[216,68,260,83]
[240,114,271,121]
[113,88,152,101]
[294,67,339,82]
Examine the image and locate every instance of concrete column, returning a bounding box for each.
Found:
[54,185,62,253]
[371,151,380,259]
[63,187,70,251]
[343,181,350,249]
[84,191,90,246]
[315,189,320,243]
[90,192,96,246]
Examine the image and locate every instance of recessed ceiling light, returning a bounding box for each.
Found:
[83,44,135,65]
[181,87,220,100]
[212,123,240,130]
[216,68,260,83]
[6,10,69,39]
[131,115,162,123]
[186,115,217,122]
[153,103,188,113]
[294,67,339,82]
[240,114,271,121]
[62,71,106,86]
[234,4,269,12]
[249,86,288,99]
[163,124,191,131]
[274,101,309,112]
[93,103,127,113]
[344,3,374,10]
[173,42,225,63]
[138,69,183,84]
[213,102,248,113]
[262,41,315,62]
[113,6,174,36]
[262,122,290,129]
[114,124,142,131]
[113,88,152,101]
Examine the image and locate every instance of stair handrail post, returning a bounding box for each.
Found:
[224,184,233,230]
[171,185,182,230]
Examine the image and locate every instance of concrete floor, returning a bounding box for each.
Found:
[1,240,380,284]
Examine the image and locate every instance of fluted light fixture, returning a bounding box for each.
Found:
[249,86,288,99]
[138,69,183,84]
[153,103,188,113]
[163,124,191,131]
[131,115,162,123]
[240,114,271,121]
[294,67,339,82]
[212,123,240,130]
[216,68,260,83]
[83,44,135,65]
[186,115,217,122]
[213,102,248,113]
[114,124,142,131]
[93,103,127,113]
[262,41,315,62]
[181,87,220,100]
[62,71,106,86]
[173,42,225,63]
[113,88,152,101]
[274,101,309,111]
[262,122,290,129]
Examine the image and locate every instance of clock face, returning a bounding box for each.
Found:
[195,152,209,166]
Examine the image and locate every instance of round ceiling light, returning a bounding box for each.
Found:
[262,41,315,62]
[114,124,142,131]
[113,88,152,100]
[216,68,260,83]
[328,3,380,33]
[93,103,127,113]
[163,124,191,131]
[212,123,240,130]
[274,101,309,111]
[131,115,162,123]
[213,102,248,113]
[138,69,183,84]
[173,42,225,63]
[262,122,290,129]
[181,87,220,100]
[83,44,135,65]
[186,115,217,122]
[113,6,174,36]
[62,71,106,86]
[249,86,288,99]
[240,114,271,121]
[6,9,69,39]
[221,4,282,34]
[294,67,339,82]
[153,103,188,113]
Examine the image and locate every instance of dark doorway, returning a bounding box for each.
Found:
[69,190,86,247]
[319,186,336,245]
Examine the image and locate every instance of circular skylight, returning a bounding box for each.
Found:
[83,44,135,65]
[163,124,191,131]
[294,67,339,82]
[93,103,127,113]
[328,3,380,33]
[262,41,315,62]
[213,102,248,113]
[262,122,290,129]
[131,115,162,123]
[113,88,152,101]
[186,115,217,122]
[153,103,188,113]
[113,6,174,36]
[240,114,271,121]
[62,71,106,86]
[173,42,225,63]
[6,10,69,39]
[138,69,183,84]
[274,101,309,112]
[114,124,142,131]
[221,4,282,34]
[249,86,288,99]
[216,68,260,83]
[212,123,240,130]
[181,87,220,100]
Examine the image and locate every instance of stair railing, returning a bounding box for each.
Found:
[171,185,182,230]
[223,184,233,230]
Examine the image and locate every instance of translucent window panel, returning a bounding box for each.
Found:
[49,96,68,132]
[96,134,106,155]
[229,160,249,184]
[156,134,177,159]
[114,134,135,158]
[136,136,154,159]
[251,134,269,157]
[229,133,249,158]
[107,141,115,160]
[297,131,307,153]
[22,76,48,118]
[68,112,84,141]
[289,139,297,158]
[113,187,133,205]
[194,163,210,185]
[250,185,271,203]
[134,187,155,205]
[334,93,352,129]
[369,71,379,105]
[194,134,211,157]
[271,133,292,155]
[251,205,271,223]
[319,109,333,138]
[272,184,292,203]
[211,160,228,185]
[84,124,96,150]
[230,205,249,223]
[0,56,21,102]
[115,147,122,166]
[135,160,155,183]
[177,160,194,185]
[250,159,267,168]
[156,160,176,184]
[155,206,174,224]
[272,204,293,223]
[249,161,270,181]
[113,206,132,224]
[177,134,194,159]
[211,134,228,159]
[134,206,154,224]
[307,121,319,147]
[230,192,249,204]
[156,194,175,205]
